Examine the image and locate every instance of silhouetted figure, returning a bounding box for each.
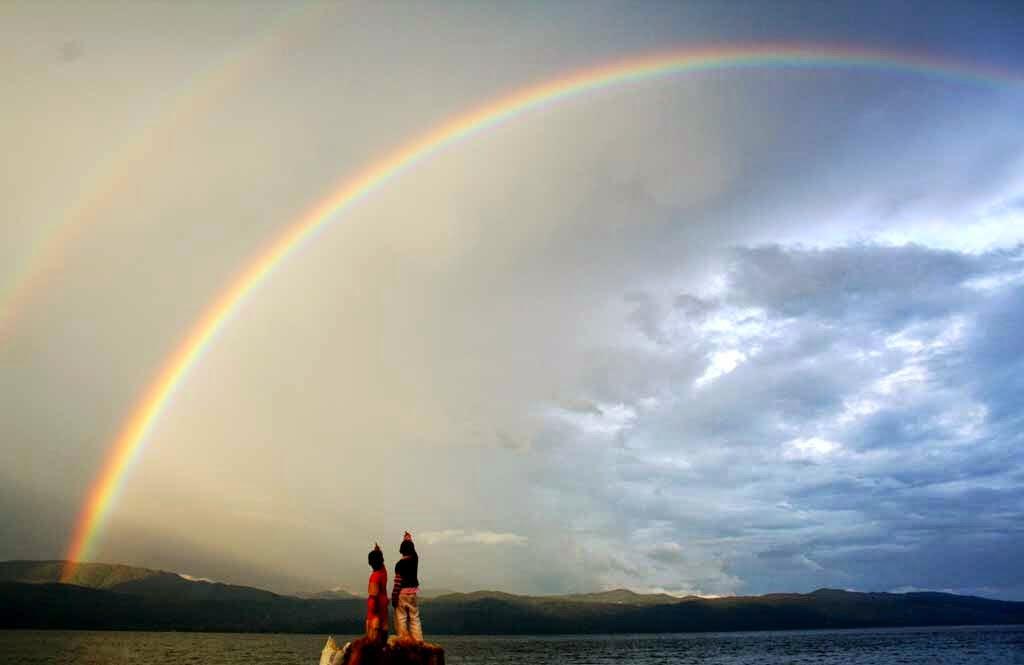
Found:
[391,531,423,641]
[366,544,389,645]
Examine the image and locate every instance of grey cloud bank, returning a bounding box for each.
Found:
[533,243,1024,599]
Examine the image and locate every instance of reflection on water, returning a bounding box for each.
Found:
[2,625,1023,664]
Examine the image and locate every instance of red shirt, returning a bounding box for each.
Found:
[367,568,389,628]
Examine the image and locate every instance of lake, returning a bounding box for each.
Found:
[2,625,1023,664]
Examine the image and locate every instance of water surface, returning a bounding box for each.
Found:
[2,625,1022,664]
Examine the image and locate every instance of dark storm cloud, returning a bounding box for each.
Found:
[966,286,1024,416]
[540,242,1024,598]
[724,244,990,323]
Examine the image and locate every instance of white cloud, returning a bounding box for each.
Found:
[782,437,842,462]
[874,205,1024,254]
[836,396,882,426]
[419,530,528,546]
[883,316,966,355]
[874,365,928,396]
[698,307,770,341]
[551,401,637,437]
[179,573,217,584]
[889,585,955,594]
[694,349,748,388]
[796,554,825,571]
[965,268,1024,292]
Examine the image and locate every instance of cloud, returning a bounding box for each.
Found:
[723,243,987,324]
[178,573,217,584]
[647,542,687,565]
[782,437,842,462]
[695,349,748,388]
[528,241,1024,597]
[419,530,529,547]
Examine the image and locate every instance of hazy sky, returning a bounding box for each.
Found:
[2,1,1024,599]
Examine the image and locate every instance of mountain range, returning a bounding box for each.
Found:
[3,560,1023,634]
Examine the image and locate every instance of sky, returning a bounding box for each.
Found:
[2,1,1024,600]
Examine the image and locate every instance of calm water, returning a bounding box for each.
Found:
[2,625,1023,664]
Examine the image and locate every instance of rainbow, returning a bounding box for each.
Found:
[0,3,332,344]
[61,44,1021,580]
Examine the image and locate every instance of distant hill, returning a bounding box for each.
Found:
[3,560,1023,634]
[0,560,280,603]
[429,588,680,606]
[297,587,455,600]
[0,560,159,589]
[0,581,365,633]
[421,587,1024,635]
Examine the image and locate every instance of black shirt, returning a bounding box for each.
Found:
[395,554,419,589]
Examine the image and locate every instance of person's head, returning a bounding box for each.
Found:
[368,543,384,571]
[399,531,416,557]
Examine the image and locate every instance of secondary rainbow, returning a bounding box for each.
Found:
[0,4,332,344]
[61,44,1021,580]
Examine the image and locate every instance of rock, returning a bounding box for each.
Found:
[320,636,346,665]
[320,636,445,665]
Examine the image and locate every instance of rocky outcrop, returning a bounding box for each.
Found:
[320,636,445,665]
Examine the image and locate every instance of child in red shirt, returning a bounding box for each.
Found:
[366,544,388,644]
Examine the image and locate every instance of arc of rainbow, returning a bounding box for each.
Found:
[0,3,333,344]
[61,44,1021,580]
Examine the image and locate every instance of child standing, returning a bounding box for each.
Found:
[365,544,389,644]
[391,531,423,641]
